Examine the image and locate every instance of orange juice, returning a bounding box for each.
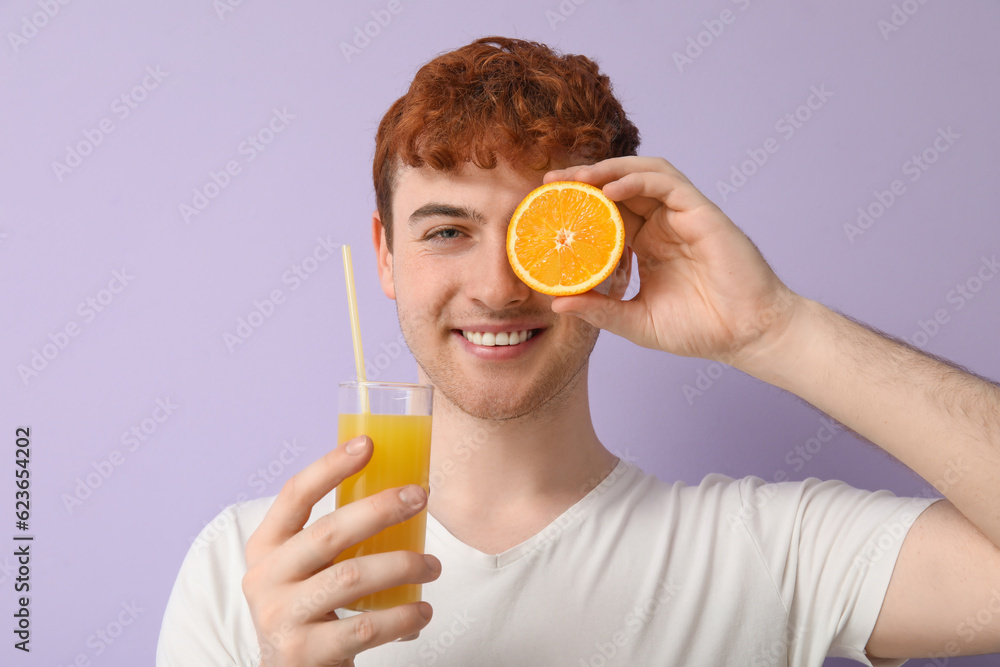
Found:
[335,412,432,610]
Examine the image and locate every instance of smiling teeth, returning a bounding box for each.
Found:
[462,330,534,346]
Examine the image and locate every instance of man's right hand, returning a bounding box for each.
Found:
[242,435,441,667]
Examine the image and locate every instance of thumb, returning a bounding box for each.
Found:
[551,290,636,336]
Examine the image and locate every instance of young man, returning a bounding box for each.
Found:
[157,37,1000,666]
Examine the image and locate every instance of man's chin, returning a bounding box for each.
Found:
[437,388,542,422]
[423,364,587,422]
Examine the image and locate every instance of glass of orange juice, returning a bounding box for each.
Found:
[335,381,433,611]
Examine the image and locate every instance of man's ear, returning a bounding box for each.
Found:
[607,245,633,300]
[372,211,395,300]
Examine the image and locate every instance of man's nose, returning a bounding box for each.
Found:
[471,237,531,311]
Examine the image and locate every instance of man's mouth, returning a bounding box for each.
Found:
[459,329,538,347]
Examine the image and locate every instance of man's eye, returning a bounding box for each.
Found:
[429,227,462,241]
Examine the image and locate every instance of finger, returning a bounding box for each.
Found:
[247,436,373,563]
[551,290,651,346]
[292,551,442,623]
[604,172,730,250]
[275,484,429,581]
[546,156,686,187]
[307,602,434,658]
[603,170,713,217]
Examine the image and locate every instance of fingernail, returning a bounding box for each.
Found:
[418,602,433,621]
[399,485,426,508]
[345,436,366,455]
[423,554,441,574]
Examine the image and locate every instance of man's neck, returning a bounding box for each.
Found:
[423,367,619,555]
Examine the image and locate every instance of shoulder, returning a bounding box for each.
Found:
[724,474,937,535]
[606,462,753,515]
[188,489,338,560]
[157,494,289,665]
[613,463,936,541]
[187,495,278,562]
[589,462,756,538]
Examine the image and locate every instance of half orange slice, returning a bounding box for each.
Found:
[507,181,625,296]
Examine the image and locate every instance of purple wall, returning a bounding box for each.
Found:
[2,1,998,664]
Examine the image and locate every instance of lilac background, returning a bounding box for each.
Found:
[1,0,998,665]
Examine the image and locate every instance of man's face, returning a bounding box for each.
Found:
[373,161,622,421]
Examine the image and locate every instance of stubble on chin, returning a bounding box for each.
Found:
[428,360,591,422]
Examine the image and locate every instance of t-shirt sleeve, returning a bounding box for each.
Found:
[156,502,265,667]
[734,476,942,667]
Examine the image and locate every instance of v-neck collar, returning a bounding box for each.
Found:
[426,458,636,569]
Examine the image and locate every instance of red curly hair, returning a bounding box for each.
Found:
[373,36,640,247]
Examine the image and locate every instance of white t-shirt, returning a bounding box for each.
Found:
[156,460,939,666]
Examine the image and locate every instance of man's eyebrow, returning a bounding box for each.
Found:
[408,203,486,226]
